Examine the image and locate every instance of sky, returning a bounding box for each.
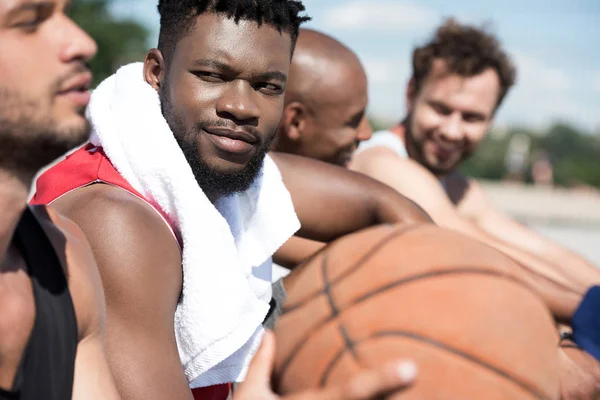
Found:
[111,0,600,133]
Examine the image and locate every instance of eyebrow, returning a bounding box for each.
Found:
[463,111,487,120]
[5,1,54,19]
[7,1,51,13]
[346,109,365,126]
[254,71,287,83]
[192,59,287,83]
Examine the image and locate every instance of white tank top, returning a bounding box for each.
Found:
[356,129,447,189]
[357,130,408,158]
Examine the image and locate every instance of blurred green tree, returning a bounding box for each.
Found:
[70,0,150,86]
[461,123,600,188]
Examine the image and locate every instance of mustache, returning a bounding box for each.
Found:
[51,62,92,94]
[195,119,263,145]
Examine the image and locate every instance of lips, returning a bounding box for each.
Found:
[204,126,259,155]
[57,72,92,95]
[55,72,93,108]
[203,127,258,144]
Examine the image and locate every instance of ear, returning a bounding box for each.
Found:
[144,48,166,91]
[281,101,308,141]
[405,77,417,113]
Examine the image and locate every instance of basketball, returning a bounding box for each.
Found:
[273,224,561,399]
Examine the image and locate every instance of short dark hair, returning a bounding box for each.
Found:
[157,0,311,62]
[411,18,517,110]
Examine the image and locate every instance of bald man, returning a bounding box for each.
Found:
[273,28,372,167]
[271,29,386,273]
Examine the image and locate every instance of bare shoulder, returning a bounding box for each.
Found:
[270,151,336,174]
[351,146,438,186]
[51,183,181,271]
[30,205,105,339]
[351,145,402,168]
[49,184,182,311]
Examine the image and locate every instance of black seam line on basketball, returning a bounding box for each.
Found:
[349,267,529,310]
[318,325,362,388]
[330,223,424,286]
[276,251,341,381]
[319,344,347,388]
[322,251,339,318]
[368,330,551,400]
[276,226,420,378]
[282,224,421,314]
[340,324,358,360]
[276,268,531,381]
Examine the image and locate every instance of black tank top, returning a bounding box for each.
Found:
[0,207,78,400]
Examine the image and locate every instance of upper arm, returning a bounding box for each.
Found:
[352,148,462,226]
[270,152,430,241]
[34,207,120,399]
[51,186,192,400]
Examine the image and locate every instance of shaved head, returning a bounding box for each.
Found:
[275,28,371,167]
[286,29,366,108]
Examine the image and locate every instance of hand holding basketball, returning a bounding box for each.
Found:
[233,330,417,400]
[558,343,600,400]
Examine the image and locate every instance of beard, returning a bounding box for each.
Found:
[160,86,274,199]
[404,112,473,176]
[0,88,90,178]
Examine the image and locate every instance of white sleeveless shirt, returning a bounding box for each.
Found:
[356,129,447,189]
[357,130,409,158]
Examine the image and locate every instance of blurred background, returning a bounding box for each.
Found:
[71,0,600,264]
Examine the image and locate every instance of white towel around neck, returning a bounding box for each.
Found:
[86,62,300,387]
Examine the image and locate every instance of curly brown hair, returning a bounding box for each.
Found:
[411,18,517,111]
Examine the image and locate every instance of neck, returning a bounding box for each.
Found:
[390,123,405,140]
[395,120,417,159]
[271,129,295,155]
[206,190,221,204]
[0,168,33,263]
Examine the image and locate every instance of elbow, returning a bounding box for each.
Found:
[373,192,435,227]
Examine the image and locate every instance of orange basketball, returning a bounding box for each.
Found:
[273,224,560,400]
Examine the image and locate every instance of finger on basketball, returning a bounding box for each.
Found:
[303,359,417,400]
[340,359,417,400]
[244,330,276,386]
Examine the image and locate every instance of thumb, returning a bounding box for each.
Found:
[244,330,276,386]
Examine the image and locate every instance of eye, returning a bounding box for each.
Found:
[256,83,283,95]
[14,13,42,31]
[430,102,452,116]
[193,71,224,82]
[12,4,53,32]
[463,113,486,123]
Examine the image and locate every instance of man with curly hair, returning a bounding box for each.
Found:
[351,19,600,398]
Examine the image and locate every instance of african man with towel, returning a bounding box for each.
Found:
[31,1,429,399]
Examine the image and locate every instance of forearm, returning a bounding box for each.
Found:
[490,241,582,323]
[540,247,600,292]
[274,236,326,269]
[441,217,582,322]
[477,216,600,291]
[369,186,433,227]
[271,152,431,242]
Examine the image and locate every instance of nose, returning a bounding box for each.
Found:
[216,81,261,124]
[59,17,98,63]
[438,112,463,141]
[356,116,373,142]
